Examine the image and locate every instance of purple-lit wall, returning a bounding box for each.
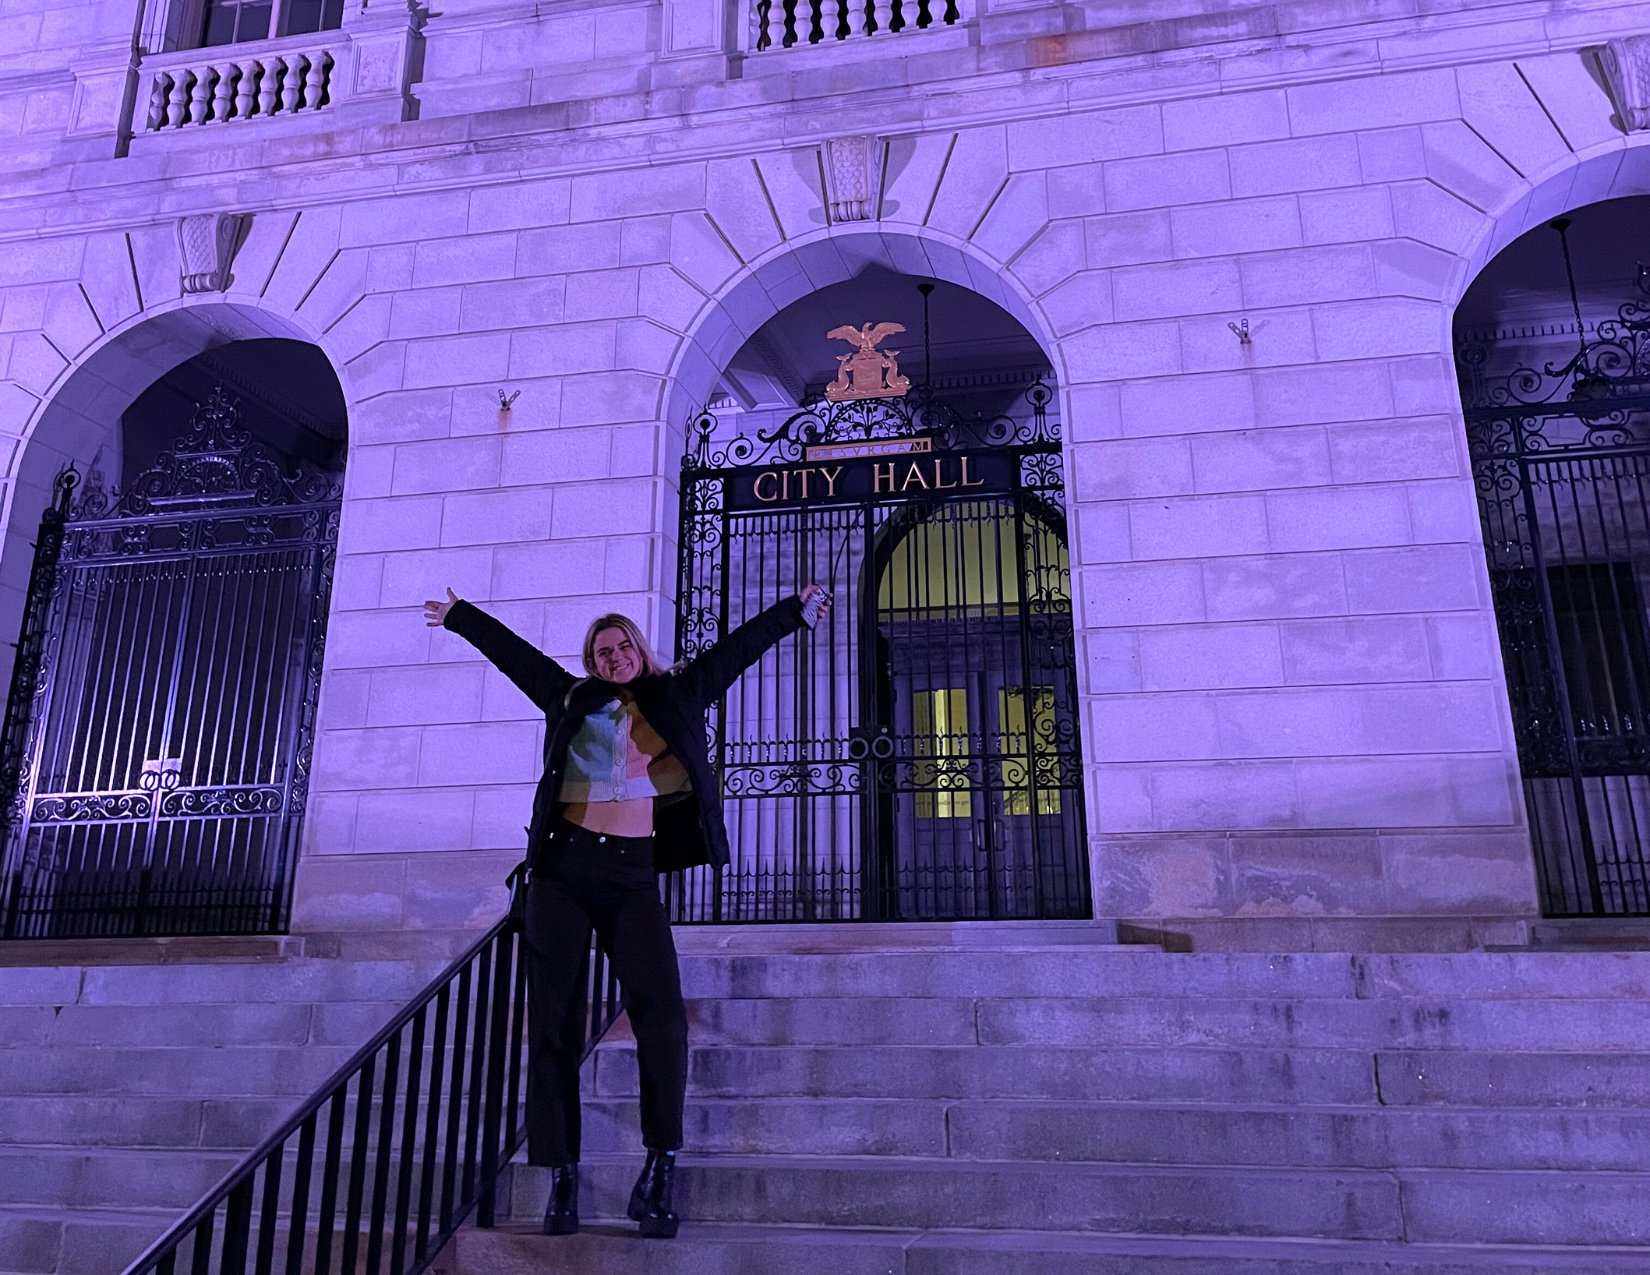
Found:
[2,0,1649,943]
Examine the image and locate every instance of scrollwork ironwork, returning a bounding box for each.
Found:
[1458,273,1650,456]
[88,387,346,516]
[686,377,1057,471]
[31,792,152,823]
[160,786,285,817]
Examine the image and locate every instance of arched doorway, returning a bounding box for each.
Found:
[871,496,1081,919]
[0,336,346,938]
[1457,196,1650,918]
[668,271,1088,922]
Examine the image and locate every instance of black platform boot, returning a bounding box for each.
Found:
[626,1149,680,1238]
[541,1164,579,1236]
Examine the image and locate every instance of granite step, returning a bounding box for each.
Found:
[511,1154,1650,1246]
[0,1045,364,1096]
[594,1042,1381,1103]
[673,993,1650,1051]
[0,959,449,1008]
[0,1096,295,1149]
[592,1041,1650,1107]
[0,1148,244,1210]
[667,951,1650,1003]
[454,1220,1650,1275]
[0,1206,175,1275]
[0,1000,409,1049]
[576,1096,1650,1171]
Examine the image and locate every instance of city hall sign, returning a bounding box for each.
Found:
[728,438,1012,510]
[723,319,1017,510]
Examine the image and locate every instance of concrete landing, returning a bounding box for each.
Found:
[457,1221,1650,1274]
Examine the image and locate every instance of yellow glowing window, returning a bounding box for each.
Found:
[913,687,971,819]
[877,507,1068,617]
[999,686,1060,817]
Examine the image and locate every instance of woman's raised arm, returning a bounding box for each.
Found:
[425,590,574,712]
[674,585,830,706]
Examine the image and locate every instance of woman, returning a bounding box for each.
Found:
[422,585,829,1238]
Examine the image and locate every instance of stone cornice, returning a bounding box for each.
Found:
[0,0,1642,243]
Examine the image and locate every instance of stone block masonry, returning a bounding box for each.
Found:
[0,0,1648,939]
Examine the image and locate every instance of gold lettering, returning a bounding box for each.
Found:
[932,458,958,490]
[901,462,930,491]
[781,470,791,501]
[819,466,843,496]
[874,462,897,493]
[754,471,780,502]
[796,468,812,499]
[960,456,985,487]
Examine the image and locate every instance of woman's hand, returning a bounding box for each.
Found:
[423,588,459,627]
[800,583,832,628]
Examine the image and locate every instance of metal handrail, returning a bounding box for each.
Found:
[121,915,623,1275]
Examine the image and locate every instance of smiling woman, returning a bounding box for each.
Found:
[420,580,828,1239]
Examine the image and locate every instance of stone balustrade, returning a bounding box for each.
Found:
[138,38,342,132]
[751,0,965,52]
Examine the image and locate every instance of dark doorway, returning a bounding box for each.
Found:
[1457,199,1650,916]
[0,340,345,938]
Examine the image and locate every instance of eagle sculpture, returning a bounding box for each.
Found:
[824,321,912,401]
[827,322,906,352]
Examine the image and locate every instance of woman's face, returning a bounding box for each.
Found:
[592,626,643,684]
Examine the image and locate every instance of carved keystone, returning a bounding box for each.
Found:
[823,136,882,223]
[1600,36,1650,132]
[177,213,245,294]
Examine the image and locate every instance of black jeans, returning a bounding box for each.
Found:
[523,823,688,1166]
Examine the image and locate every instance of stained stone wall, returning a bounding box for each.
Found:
[2,0,1649,944]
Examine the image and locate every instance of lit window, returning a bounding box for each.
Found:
[878,503,1067,618]
[998,686,1060,816]
[913,688,970,818]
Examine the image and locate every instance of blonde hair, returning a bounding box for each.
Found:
[582,613,669,679]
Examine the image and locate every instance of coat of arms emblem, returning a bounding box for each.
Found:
[824,322,912,401]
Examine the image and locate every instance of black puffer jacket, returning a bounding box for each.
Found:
[443,596,805,873]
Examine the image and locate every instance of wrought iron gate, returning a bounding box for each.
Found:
[1460,274,1650,916]
[0,388,341,938]
[669,381,1090,922]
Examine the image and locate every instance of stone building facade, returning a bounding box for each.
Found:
[2,0,1649,948]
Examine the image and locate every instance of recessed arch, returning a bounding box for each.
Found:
[664,225,1061,437]
[1448,144,1650,919]
[0,298,351,937]
[1452,138,1650,309]
[0,301,340,691]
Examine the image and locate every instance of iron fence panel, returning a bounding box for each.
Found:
[0,388,340,937]
[1460,269,1650,915]
[668,383,1090,922]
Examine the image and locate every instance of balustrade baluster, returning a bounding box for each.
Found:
[211,65,235,121]
[847,0,867,36]
[234,62,257,118]
[147,75,170,130]
[188,68,213,124]
[280,57,304,113]
[821,0,841,40]
[166,73,191,127]
[256,59,279,116]
[301,54,327,110]
[873,0,892,33]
